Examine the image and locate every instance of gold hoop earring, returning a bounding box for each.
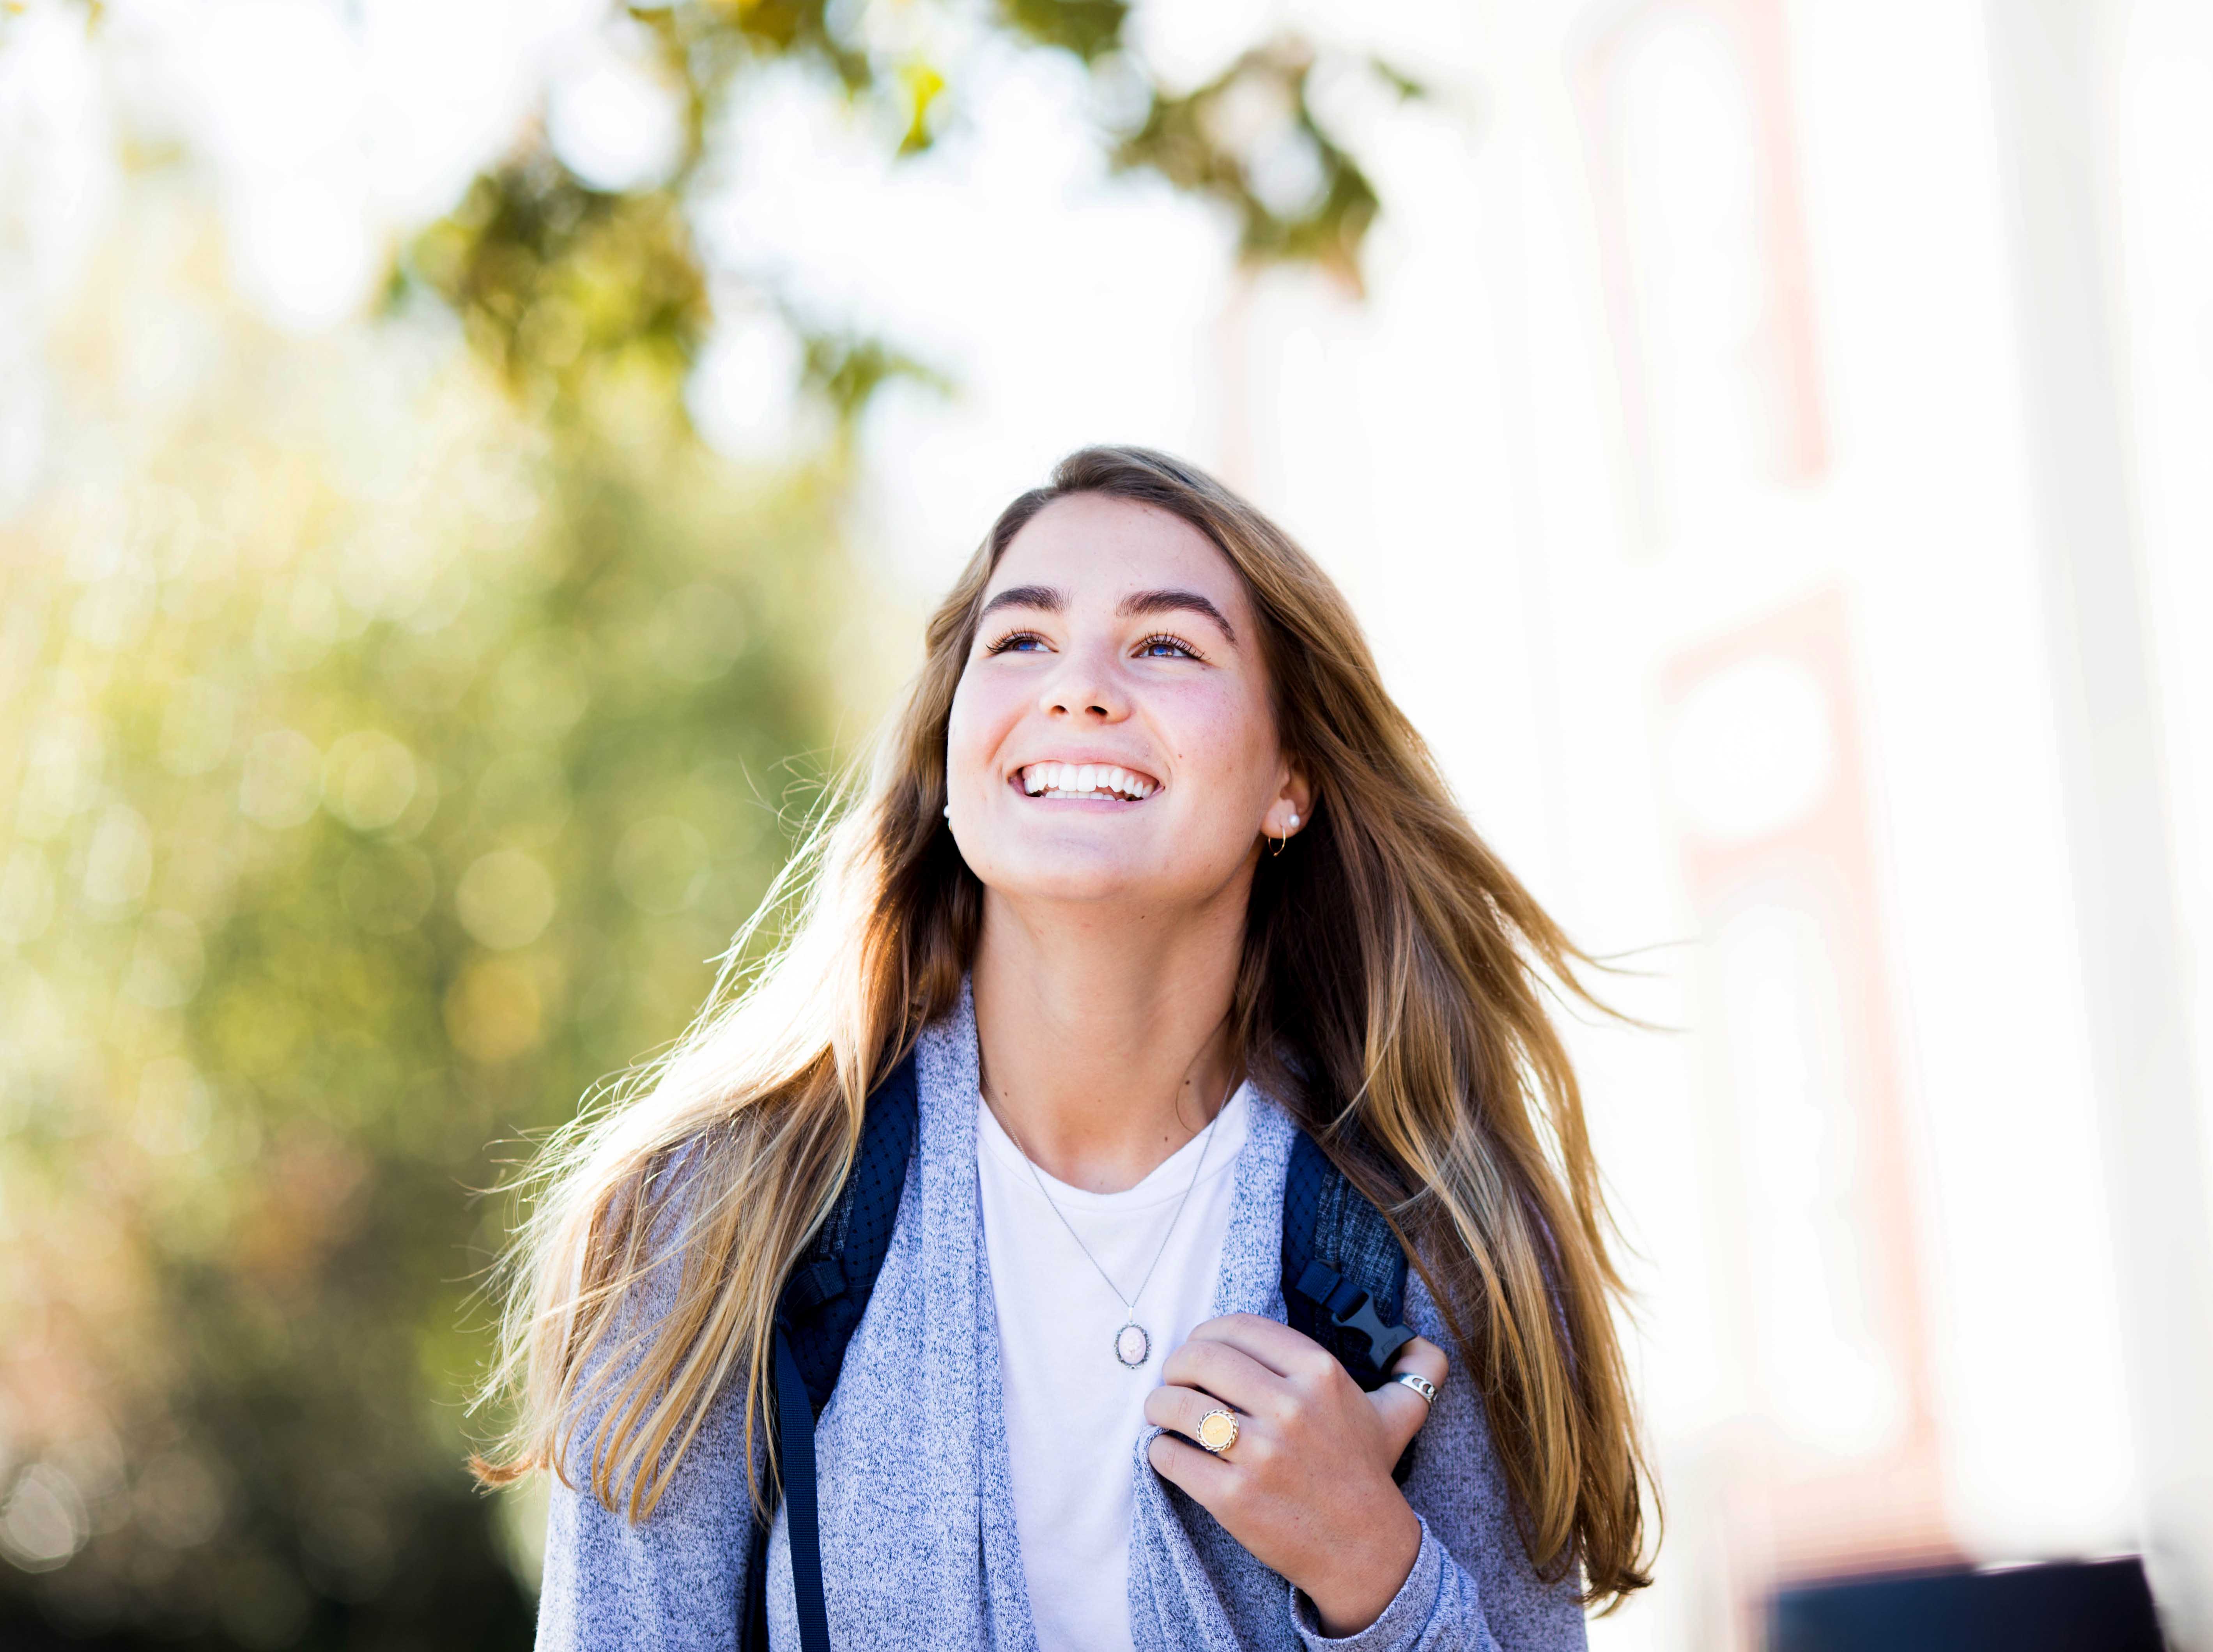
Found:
[1270,831,1285,857]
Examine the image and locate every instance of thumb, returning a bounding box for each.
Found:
[1365,1334,1448,1457]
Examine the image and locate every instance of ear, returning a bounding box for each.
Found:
[1263,759,1314,840]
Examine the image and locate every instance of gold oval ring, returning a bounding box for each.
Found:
[1195,1407,1240,1456]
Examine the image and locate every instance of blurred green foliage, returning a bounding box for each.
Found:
[0,0,1405,1645]
[408,0,1409,414]
[0,187,861,1645]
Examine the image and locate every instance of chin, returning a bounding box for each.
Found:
[977,844,1184,908]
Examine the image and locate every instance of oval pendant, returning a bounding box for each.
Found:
[1114,1321,1151,1368]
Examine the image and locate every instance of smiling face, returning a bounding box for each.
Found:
[943,492,1309,913]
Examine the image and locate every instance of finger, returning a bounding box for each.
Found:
[1144,1383,1249,1448]
[1367,1335,1449,1453]
[1183,1312,1338,1381]
[1366,1383,1429,1454]
[1392,1334,1448,1387]
[1159,1338,1294,1421]
[1145,1429,1237,1501]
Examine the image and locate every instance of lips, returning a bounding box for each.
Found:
[1014,761,1159,801]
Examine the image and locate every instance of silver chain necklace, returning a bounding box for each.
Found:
[990,1072,1234,1370]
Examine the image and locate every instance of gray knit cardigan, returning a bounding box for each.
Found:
[536,981,1590,1650]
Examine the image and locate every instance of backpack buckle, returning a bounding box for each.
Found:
[1294,1261,1416,1376]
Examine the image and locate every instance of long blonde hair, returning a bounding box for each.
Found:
[472,445,1657,1605]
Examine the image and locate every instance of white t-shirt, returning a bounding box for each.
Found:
[975,1082,1252,1652]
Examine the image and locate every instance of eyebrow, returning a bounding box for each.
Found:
[976,585,1063,624]
[974,584,1238,644]
[1119,588,1238,644]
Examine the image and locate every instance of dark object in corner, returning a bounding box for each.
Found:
[1769,1556,2163,1652]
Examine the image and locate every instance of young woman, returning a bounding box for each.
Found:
[477,446,1655,1648]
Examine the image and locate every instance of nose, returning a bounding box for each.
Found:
[1037,639,1128,723]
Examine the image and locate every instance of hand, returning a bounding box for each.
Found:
[1143,1313,1449,1637]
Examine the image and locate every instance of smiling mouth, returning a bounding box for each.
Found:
[1015,762,1159,801]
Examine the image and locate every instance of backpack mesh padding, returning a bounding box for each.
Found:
[782,1052,919,1415]
[1282,1130,1410,1381]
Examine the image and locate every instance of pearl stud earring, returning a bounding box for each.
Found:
[943,804,952,819]
[1287,812,1300,831]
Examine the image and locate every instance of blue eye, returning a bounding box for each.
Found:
[1138,633,1200,660]
[986,631,1048,654]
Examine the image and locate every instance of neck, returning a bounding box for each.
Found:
[971,885,1248,1194]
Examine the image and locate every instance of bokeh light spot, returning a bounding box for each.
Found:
[14,717,103,840]
[547,41,685,194]
[238,729,324,828]
[454,849,557,951]
[322,730,420,831]
[0,1463,88,1573]
[81,802,154,913]
[444,955,544,1064]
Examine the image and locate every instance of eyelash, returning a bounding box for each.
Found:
[982,629,1206,662]
[1137,631,1204,661]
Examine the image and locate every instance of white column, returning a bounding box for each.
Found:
[1983,1,2213,1641]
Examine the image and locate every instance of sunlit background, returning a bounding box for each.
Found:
[4,0,2210,1647]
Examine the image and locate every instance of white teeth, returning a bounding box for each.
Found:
[1018,762,1157,799]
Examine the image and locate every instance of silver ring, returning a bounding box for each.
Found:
[1392,1372,1439,1407]
[1195,1407,1240,1456]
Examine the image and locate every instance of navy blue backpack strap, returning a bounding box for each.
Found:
[1281,1128,1422,1485]
[740,1050,920,1652]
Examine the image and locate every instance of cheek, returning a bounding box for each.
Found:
[944,671,1013,783]
[943,690,981,781]
[1158,682,1276,798]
